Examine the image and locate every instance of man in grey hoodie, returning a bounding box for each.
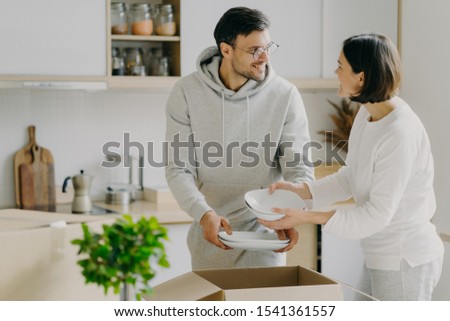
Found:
[165,7,314,269]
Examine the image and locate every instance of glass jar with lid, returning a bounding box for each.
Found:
[130,3,153,36]
[112,47,125,76]
[111,2,128,35]
[155,4,176,36]
[150,4,161,35]
[124,48,145,76]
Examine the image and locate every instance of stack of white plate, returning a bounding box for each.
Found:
[244,188,305,221]
[219,231,289,251]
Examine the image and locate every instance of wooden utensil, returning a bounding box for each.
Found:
[14,125,55,211]
[19,145,56,212]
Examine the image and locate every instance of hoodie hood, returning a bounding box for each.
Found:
[196,46,274,100]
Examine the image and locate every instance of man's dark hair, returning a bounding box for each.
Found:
[213,7,270,53]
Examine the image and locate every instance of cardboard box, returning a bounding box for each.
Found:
[143,186,181,211]
[0,209,118,300]
[144,265,343,301]
[144,186,176,204]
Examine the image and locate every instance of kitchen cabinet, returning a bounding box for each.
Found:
[0,0,181,90]
[0,0,107,89]
[107,0,181,89]
[286,163,349,272]
[286,223,319,270]
[0,0,398,91]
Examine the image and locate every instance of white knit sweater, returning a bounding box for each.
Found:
[307,103,444,270]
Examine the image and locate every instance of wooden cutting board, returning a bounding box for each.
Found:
[14,125,55,211]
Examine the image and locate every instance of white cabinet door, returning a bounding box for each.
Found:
[181,0,322,78]
[147,223,192,287]
[321,231,364,300]
[322,0,398,77]
[0,0,106,77]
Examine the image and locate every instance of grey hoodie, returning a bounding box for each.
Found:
[165,46,313,225]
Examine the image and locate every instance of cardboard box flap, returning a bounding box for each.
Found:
[143,266,344,301]
[195,266,299,289]
[145,272,223,301]
[297,266,338,285]
[0,209,111,232]
[224,284,343,301]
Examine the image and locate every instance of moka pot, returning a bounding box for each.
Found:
[62,170,93,214]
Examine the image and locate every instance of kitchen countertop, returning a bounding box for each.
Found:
[0,201,192,232]
[93,200,193,225]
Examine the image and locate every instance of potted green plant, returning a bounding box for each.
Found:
[71,214,169,300]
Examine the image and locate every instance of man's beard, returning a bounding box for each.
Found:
[232,60,267,82]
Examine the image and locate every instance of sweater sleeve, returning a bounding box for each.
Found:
[165,82,213,223]
[323,132,415,240]
[306,165,353,209]
[279,88,315,184]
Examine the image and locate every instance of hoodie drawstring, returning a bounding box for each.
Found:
[246,95,250,143]
[221,90,225,146]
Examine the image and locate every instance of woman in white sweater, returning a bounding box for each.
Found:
[259,34,444,300]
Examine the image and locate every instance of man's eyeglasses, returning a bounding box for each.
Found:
[232,42,279,60]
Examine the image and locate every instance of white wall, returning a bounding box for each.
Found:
[0,88,336,209]
[400,0,450,300]
[0,88,169,207]
[181,0,322,78]
[322,0,397,77]
[181,0,397,78]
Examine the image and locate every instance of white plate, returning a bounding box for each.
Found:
[245,188,305,215]
[218,231,289,244]
[220,238,288,251]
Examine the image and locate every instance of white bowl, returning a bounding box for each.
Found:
[246,203,285,221]
[245,188,305,220]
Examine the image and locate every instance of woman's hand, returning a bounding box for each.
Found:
[268,181,313,200]
[259,207,310,230]
[259,208,336,230]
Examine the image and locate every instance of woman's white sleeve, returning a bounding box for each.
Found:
[306,166,353,209]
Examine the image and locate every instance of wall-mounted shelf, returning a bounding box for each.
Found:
[106,77,339,91]
[441,233,450,243]
[107,76,179,90]
[289,78,339,90]
[111,35,180,42]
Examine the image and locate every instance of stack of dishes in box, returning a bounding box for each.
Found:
[218,231,289,251]
[244,188,306,221]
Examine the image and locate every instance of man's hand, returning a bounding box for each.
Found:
[274,228,299,252]
[199,211,232,250]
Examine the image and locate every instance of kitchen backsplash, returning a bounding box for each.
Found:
[0,88,337,209]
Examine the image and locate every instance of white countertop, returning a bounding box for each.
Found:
[0,200,193,232]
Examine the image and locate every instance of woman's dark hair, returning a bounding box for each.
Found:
[343,33,402,104]
[213,7,270,53]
